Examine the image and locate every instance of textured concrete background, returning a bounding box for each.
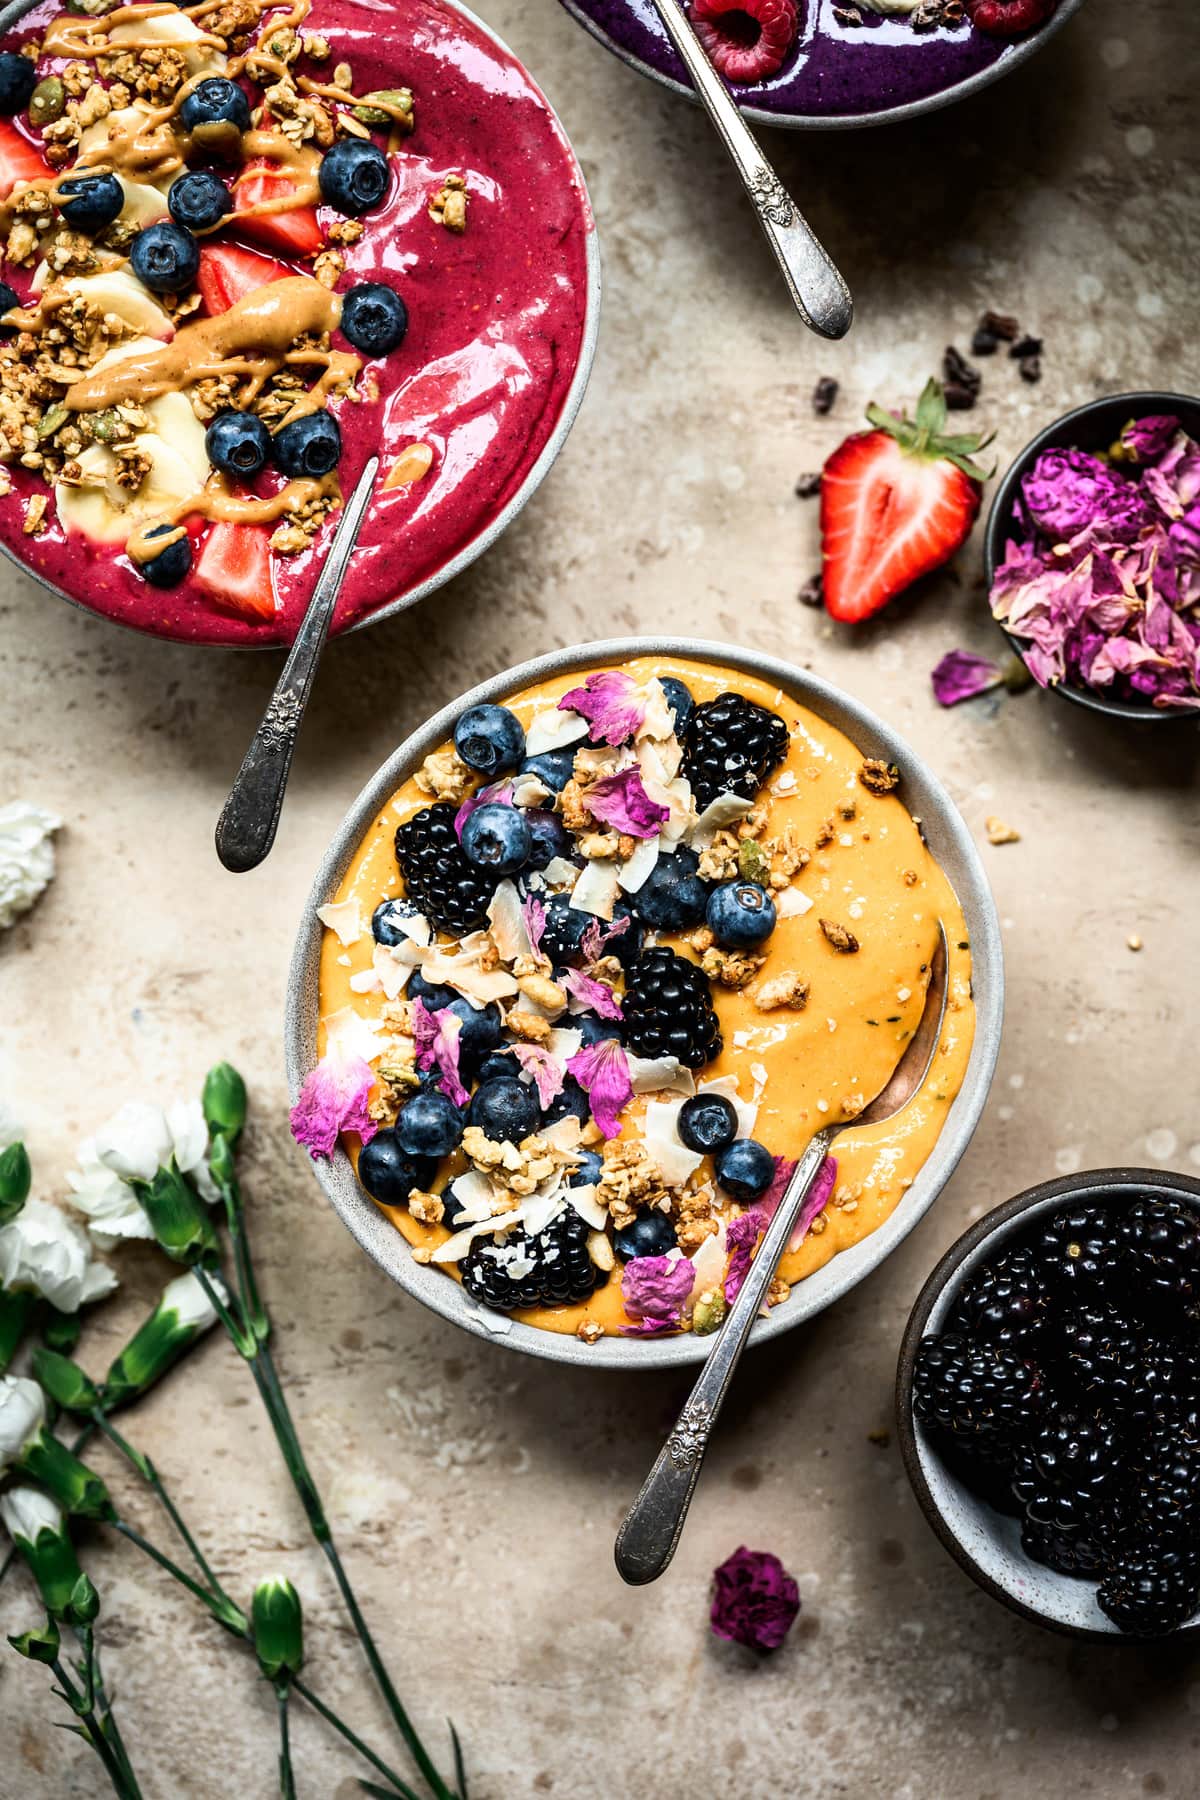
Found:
[2,0,1199,1793]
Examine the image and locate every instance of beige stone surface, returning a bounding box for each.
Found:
[1,0,1198,1793]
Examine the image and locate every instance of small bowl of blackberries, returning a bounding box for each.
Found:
[897,1170,1200,1641]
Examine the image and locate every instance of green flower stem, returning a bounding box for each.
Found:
[193,1262,256,1359]
[49,1654,142,1800]
[290,1676,422,1800]
[111,1519,248,1638]
[214,1152,269,1346]
[277,1683,297,1800]
[89,1639,139,1796]
[90,1410,235,1611]
[0,1287,34,1371]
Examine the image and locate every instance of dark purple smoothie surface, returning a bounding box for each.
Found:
[560,0,1050,122]
[2,0,592,646]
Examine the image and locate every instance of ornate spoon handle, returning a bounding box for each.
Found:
[614,1128,835,1585]
[214,456,379,873]
[648,0,852,340]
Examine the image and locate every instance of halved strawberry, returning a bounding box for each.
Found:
[819,380,992,624]
[0,119,51,201]
[197,241,291,315]
[234,163,322,258]
[194,521,276,620]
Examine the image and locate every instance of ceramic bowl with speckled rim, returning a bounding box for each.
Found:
[896,1168,1200,1641]
[285,635,1004,1370]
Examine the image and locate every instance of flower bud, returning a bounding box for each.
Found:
[252,1575,304,1682]
[203,1063,248,1145]
[0,1142,31,1225]
[32,1348,100,1415]
[139,1163,220,1265]
[64,1571,100,1626]
[103,1270,222,1409]
[19,1427,114,1521]
[0,1375,46,1470]
[0,1486,84,1618]
[8,1617,60,1664]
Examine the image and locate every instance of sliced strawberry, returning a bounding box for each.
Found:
[819,380,991,624]
[194,521,276,620]
[234,164,323,258]
[0,119,51,201]
[197,241,291,314]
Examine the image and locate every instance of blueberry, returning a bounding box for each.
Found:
[139,522,192,588]
[318,137,389,216]
[205,409,271,478]
[129,221,199,294]
[706,880,776,949]
[460,803,530,876]
[475,1050,517,1086]
[606,900,644,969]
[57,172,123,233]
[521,749,575,793]
[569,1149,604,1189]
[632,845,709,932]
[577,1014,621,1048]
[273,410,341,479]
[539,893,590,965]
[468,1077,540,1144]
[340,282,407,356]
[371,897,418,945]
[357,1129,435,1205]
[677,1093,739,1156]
[408,968,458,1011]
[525,809,571,871]
[0,282,17,328]
[659,676,694,738]
[396,1089,464,1159]
[453,703,525,777]
[614,1211,678,1260]
[441,1178,471,1230]
[714,1138,775,1202]
[541,1076,590,1129]
[179,76,251,135]
[446,999,503,1066]
[0,52,36,116]
[168,168,229,232]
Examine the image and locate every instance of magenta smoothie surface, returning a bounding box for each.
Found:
[0,0,593,646]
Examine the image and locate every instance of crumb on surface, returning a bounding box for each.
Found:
[985,815,1021,846]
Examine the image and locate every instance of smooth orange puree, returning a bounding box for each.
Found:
[316,656,975,1337]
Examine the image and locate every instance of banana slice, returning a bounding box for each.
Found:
[61,269,174,341]
[106,11,227,75]
[115,174,171,228]
[55,391,210,545]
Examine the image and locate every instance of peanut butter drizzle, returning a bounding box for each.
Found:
[124,468,338,562]
[41,3,226,62]
[64,274,345,409]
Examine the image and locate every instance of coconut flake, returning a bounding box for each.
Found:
[525,706,589,755]
[464,1298,513,1335]
[321,1006,385,1066]
[447,1170,498,1222]
[520,1187,567,1239]
[690,791,754,847]
[776,886,814,919]
[511,774,551,809]
[420,948,519,1006]
[539,857,579,889]
[644,1100,705,1183]
[431,1209,525,1264]
[688,1223,728,1300]
[627,1054,694,1096]
[487,880,533,963]
[564,1182,607,1232]
[568,859,620,920]
[617,834,661,894]
[316,898,363,946]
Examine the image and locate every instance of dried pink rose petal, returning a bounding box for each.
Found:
[1117,414,1179,465]
[562,968,624,1020]
[522,893,547,955]
[410,997,469,1107]
[566,1038,632,1139]
[583,768,669,839]
[580,913,630,962]
[290,1055,378,1160]
[724,1154,836,1300]
[619,1252,694,1336]
[508,1043,565,1109]
[558,669,646,746]
[710,1546,800,1652]
[931,649,1002,707]
[723,1209,761,1305]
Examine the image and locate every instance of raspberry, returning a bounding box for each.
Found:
[966,0,1057,35]
[689,0,799,85]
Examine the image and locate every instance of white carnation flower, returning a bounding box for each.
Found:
[0,1197,117,1311]
[0,1482,62,1547]
[68,1097,218,1249]
[0,1375,46,1469]
[0,802,61,931]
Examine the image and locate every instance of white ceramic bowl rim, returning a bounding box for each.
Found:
[897,1168,1200,1641]
[0,0,601,651]
[285,635,1005,1370]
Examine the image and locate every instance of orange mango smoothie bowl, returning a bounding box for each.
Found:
[287,642,1004,1366]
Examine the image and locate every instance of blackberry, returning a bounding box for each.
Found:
[1098,1540,1200,1637]
[621,947,722,1070]
[460,1209,607,1312]
[1132,1443,1200,1543]
[394,802,495,936]
[1021,1518,1112,1579]
[1011,1410,1121,1533]
[912,1333,1044,1440]
[948,1246,1050,1353]
[925,1426,1023,1518]
[681,692,789,812]
[1028,1204,1122,1300]
[1121,1194,1200,1318]
[1060,1307,1143,1419]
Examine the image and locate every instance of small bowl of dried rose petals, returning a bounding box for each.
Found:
[983,393,1200,721]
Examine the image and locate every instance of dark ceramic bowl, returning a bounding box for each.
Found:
[896,1168,1200,1641]
[982,391,1200,724]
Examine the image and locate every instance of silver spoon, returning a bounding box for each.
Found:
[614,920,949,1585]
[215,455,379,873]
[648,0,852,340]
